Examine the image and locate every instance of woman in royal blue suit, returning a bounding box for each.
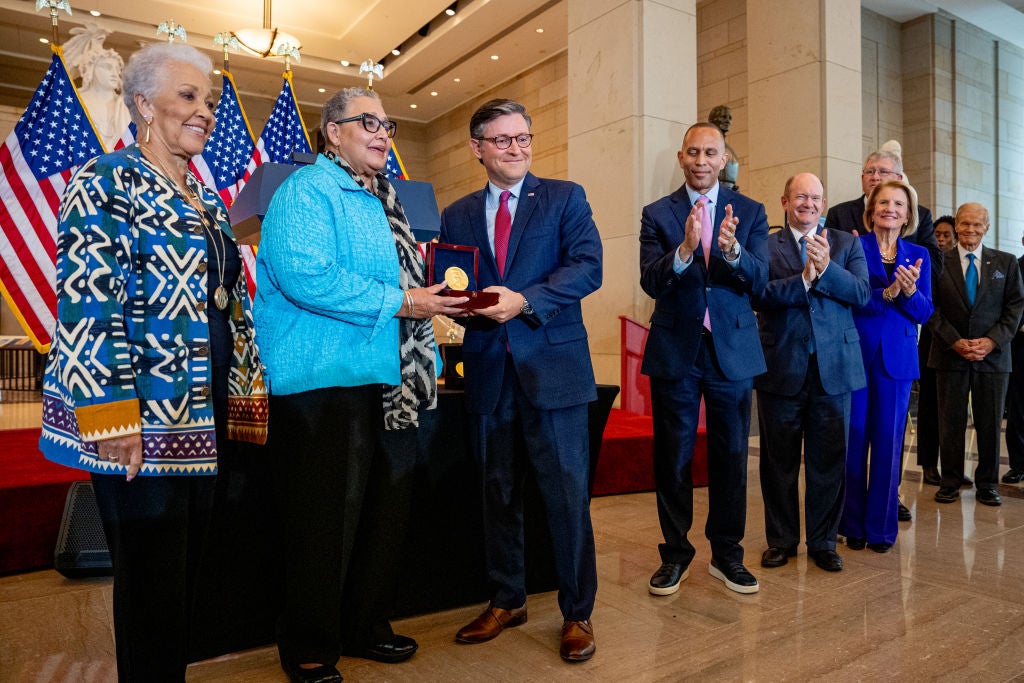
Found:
[841,180,933,552]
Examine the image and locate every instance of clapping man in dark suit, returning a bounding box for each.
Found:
[754,173,870,573]
[640,122,768,596]
[929,203,1024,506]
[440,99,603,662]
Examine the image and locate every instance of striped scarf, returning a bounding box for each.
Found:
[325,151,437,429]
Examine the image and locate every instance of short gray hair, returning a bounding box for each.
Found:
[122,43,213,124]
[470,99,531,139]
[864,149,903,175]
[321,88,379,139]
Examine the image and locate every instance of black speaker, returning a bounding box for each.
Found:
[54,480,113,578]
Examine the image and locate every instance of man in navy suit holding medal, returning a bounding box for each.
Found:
[640,122,768,596]
[439,99,603,662]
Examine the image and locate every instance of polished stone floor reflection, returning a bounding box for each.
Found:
[3,424,1024,681]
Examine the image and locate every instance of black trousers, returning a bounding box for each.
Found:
[471,355,597,621]
[1005,352,1024,471]
[650,333,753,567]
[758,358,850,552]
[92,472,216,682]
[271,385,418,666]
[936,369,1009,489]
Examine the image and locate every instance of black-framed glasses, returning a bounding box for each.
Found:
[475,133,534,150]
[333,112,397,138]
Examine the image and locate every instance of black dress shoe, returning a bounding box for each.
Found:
[760,546,797,568]
[922,467,941,486]
[348,634,418,663]
[281,661,343,683]
[960,475,974,487]
[845,537,866,550]
[935,487,960,503]
[867,542,892,553]
[648,561,688,596]
[1002,468,1024,484]
[808,549,843,572]
[897,499,912,522]
[976,488,1002,506]
[708,558,759,594]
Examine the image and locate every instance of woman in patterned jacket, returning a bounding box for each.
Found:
[39,43,267,681]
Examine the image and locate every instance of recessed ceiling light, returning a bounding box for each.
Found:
[213,69,221,75]
[318,87,326,93]
[39,37,48,44]
[341,60,350,67]
[410,104,418,109]
[430,91,438,96]
[453,77,461,82]
[536,28,544,33]
[392,48,401,56]
[490,55,499,60]
[445,8,456,16]
[90,10,101,17]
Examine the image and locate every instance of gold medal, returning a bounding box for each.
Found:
[444,266,469,291]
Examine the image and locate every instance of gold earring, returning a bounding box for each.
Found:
[144,115,152,144]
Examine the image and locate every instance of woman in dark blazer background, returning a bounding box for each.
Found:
[841,180,933,553]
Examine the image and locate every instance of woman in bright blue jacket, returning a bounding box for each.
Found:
[841,180,933,553]
[254,88,466,682]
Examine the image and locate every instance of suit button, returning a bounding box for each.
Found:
[197,262,208,273]
[196,302,206,312]
[192,226,203,235]
[196,346,209,357]
[199,386,210,397]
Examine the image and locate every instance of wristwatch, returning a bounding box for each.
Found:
[520,298,534,316]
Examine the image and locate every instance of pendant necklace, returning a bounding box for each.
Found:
[141,145,230,310]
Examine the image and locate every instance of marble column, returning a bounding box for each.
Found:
[568,0,697,386]
[745,0,862,226]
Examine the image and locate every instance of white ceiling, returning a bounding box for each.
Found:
[0,0,1021,132]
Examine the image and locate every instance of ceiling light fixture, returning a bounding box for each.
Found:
[39,37,49,44]
[89,10,101,17]
[430,91,438,96]
[454,77,461,82]
[231,0,301,61]
[213,69,222,75]
[536,28,544,33]
[340,60,350,67]
[410,104,418,109]
[318,87,326,93]
[490,55,499,60]
[445,6,456,16]
[392,48,401,56]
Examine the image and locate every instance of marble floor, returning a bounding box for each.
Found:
[3,418,1024,681]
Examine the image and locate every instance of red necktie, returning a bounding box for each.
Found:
[494,190,512,276]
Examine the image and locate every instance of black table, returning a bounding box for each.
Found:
[190,384,618,661]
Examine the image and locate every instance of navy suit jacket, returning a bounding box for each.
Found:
[439,172,603,414]
[753,228,870,396]
[927,246,1024,373]
[639,184,768,381]
[854,233,934,380]
[825,196,941,281]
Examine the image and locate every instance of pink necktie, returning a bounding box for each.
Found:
[494,190,512,276]
[699,197,712,331]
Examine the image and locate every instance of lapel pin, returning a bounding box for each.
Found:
[527,192,535,197]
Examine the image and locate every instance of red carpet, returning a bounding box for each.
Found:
[593,409,707,496]
[0,428,88,575]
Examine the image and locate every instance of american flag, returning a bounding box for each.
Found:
[0,47,104,352]
[189,71,255,208]
[241,70,311,191]
[385,142,407,180]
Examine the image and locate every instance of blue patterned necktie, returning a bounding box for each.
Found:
[966,253,978,305]
[800,236,808,265]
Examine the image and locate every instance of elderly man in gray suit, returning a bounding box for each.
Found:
[753,173,870,572]
[930,202,1024,506]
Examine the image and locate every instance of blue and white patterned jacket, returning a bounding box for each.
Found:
[40,145,268,476]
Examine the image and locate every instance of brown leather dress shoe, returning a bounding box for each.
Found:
[455,604,527,644]
[560,619,595,662]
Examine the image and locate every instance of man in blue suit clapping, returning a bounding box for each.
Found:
[640,122,768,596]
[753,173,870,573]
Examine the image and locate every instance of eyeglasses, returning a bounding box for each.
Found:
[333,113,397,138]
[475,133,534,150]
[862,168,898,178]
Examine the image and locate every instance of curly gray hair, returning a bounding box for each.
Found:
[320,88,380,139]
[122,43,213,125]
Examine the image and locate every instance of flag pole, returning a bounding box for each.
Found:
[35,0,71,47]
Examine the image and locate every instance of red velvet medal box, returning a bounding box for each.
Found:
[426,242,499,309]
